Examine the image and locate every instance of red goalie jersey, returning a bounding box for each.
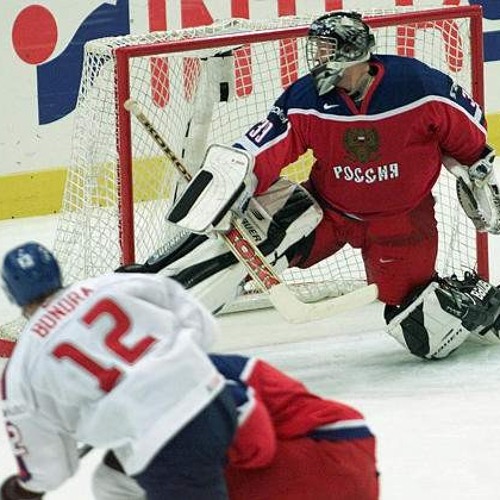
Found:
[235,54,487,221]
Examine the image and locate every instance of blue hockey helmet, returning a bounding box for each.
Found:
[1,242,62,307]
[306,11,375,95]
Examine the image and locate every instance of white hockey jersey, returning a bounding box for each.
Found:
[1,273,225,492]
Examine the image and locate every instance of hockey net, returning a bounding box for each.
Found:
[0,5,486,354]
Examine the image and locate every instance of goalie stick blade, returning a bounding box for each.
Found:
[268,283,378,324]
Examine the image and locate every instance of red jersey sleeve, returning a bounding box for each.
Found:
[428,98,486,165]
[234,89,308,195]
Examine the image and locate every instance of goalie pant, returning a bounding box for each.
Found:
[117,177,323,315]
[92,354,379,500]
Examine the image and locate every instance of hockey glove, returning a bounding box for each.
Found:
[166,144,255,234]
[445,145,500,234]
[468,144,496,185]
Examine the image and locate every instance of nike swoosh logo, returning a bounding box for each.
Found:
[323,103,339,110]
[379,258,396,263]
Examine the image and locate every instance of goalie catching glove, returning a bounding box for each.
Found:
[444,145,500,234]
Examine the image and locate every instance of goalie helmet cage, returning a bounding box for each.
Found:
[58,6,486,308]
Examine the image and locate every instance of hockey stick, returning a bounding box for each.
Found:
[124,99,378,323]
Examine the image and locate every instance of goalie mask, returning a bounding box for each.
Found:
[306,11,375,96]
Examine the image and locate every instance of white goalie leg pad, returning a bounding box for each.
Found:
[387,271,500,358]
[92,461,145,500]
[166,144,254,233]
[151,234,247,314]
[243,177,323,269]
[387,281,471,359]
[173,260,248,315]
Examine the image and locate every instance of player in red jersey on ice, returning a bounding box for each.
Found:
[92,354,379,500]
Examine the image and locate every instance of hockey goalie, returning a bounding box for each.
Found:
[122,10,500,361]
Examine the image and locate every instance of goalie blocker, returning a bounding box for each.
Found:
[166,143,256,234]
[118,177,323,315]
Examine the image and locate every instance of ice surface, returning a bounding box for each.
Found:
[1,213,500,499]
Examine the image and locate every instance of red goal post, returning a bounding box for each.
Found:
[0,5,487,357]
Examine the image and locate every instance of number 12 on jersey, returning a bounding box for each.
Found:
[52,299,158,392]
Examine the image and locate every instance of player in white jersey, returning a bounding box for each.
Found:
[0,242,237,500]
